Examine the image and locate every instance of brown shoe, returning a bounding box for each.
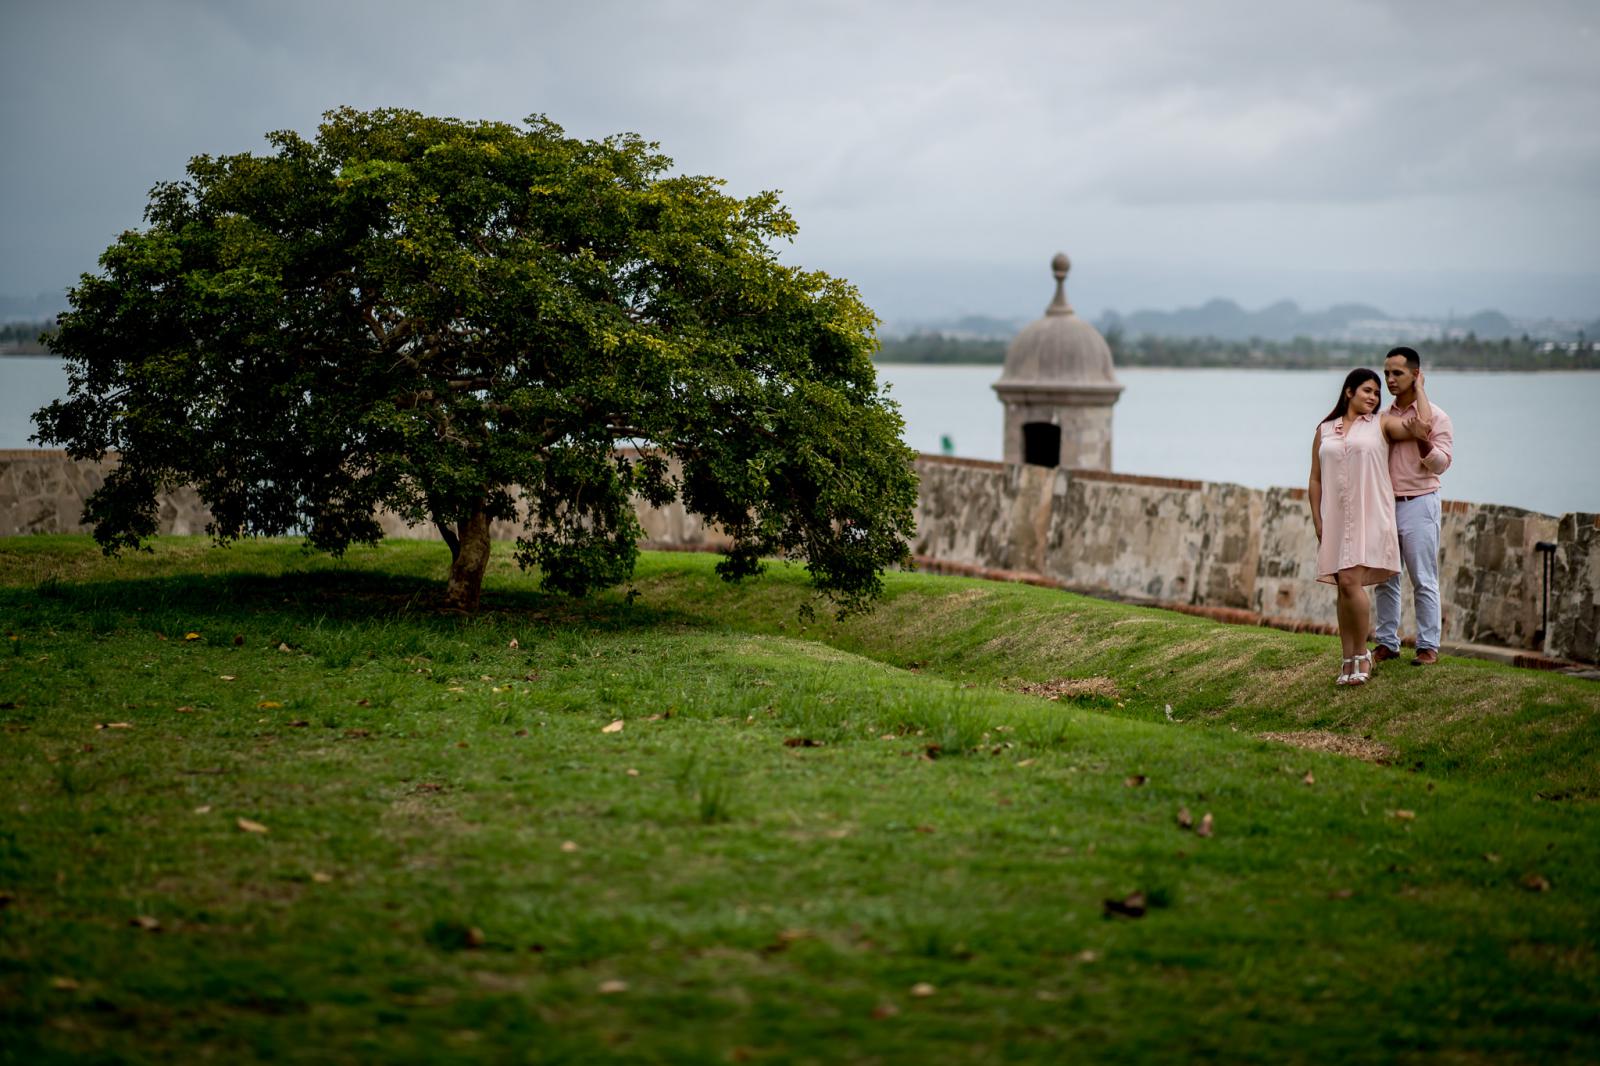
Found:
[1411,649,1439,666]
[1371,645,1400,664]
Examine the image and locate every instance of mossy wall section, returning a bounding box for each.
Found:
[2,449,1591,664]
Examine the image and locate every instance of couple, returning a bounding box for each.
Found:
[1309,346,1454,686]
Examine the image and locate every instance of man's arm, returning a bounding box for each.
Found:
[1419,405,1453,474]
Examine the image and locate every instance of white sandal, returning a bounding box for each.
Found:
[1348,652,1372,686]
[1336,657,1357,686]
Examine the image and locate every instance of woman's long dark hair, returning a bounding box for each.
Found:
[1322,368,1381,423]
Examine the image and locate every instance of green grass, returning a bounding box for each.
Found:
[1,537,1597,1064]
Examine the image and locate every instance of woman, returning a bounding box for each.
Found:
[1308,368,1432,686]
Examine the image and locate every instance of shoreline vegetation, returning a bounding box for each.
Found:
[7,320,1598,369]
[875,332,1600,371]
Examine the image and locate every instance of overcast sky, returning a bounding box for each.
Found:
[3,0,1597,323]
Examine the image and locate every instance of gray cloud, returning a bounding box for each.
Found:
[2,0,1595,318]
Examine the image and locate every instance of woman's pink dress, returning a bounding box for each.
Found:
[1316,413,1400,586]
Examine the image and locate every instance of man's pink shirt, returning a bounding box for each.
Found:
[1386,398,1453,497]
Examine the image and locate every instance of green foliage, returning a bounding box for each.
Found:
[33,107,917,611]
[0,319,55,351]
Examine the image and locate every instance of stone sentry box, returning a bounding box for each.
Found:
[992,253,1123,471]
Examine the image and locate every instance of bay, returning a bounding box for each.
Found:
[875,364,1598,518]
[4,357,1597,518]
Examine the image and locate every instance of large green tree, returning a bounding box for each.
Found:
[34,107,917,611]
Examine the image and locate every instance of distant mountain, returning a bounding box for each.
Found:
[1457,310,1514,340]
[1101,299,1388,342]
[0,291,68,323]
[882,314,1024,340]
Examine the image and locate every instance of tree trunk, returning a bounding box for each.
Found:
[441,505,492,612]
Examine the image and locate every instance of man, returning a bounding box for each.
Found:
[1372,346,1453,666]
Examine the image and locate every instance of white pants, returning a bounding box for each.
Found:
[1374,492,1442,653]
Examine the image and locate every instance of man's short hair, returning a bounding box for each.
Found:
[1385,345,1421,370]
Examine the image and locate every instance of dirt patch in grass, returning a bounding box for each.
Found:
[1012,676,1121,701]
[1257,730,1395,764]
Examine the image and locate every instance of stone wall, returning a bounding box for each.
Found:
[2,448,1594,663]
[1548,514,1600,664]
[0,451,212,537]
[909,456,1589,664]
[5,449,726,553]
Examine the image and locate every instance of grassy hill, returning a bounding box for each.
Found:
[2,538,1596,1062]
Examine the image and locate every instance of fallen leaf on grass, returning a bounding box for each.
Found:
[130,915,162,931]
[560,841,580,853]
[914,825,936,834]
[923,744,942,760]
[784,737,823,748]
[95,722,133,730]
[909,982,936,998]
[1303,771,1316,786]
[233,634,244,646]
[597,980,628,994]
[344,729,371,739]
[1484,852,1501,864]
[1328,888,1354,900]
[311,872,333,884]
[193,805,212,814]
[218,675,236,682]
[277,643,291,653]
[760,929,811,955]
[507,638,519,650]
[184,632,201,642]
[51,977,81,991]
[1521,874,1552,893]
[871,1002,900,1019]
[1103,892,1147,919]
[288,720,309,728]
[1176,807,1193,830]
[1389,809,1416,821]
[236,818,269,834]
[1015,758,1037,768]
[256,701,282,710]
[1075,949,1100,963]
[625,768,640,777]
[174,706,194,714]
[1195,813,1215,838]
[601,720,624,734]
[1124,774,1147,788]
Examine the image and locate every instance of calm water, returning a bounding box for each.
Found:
[5,357,1597,517]
[878,365,1598,517]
